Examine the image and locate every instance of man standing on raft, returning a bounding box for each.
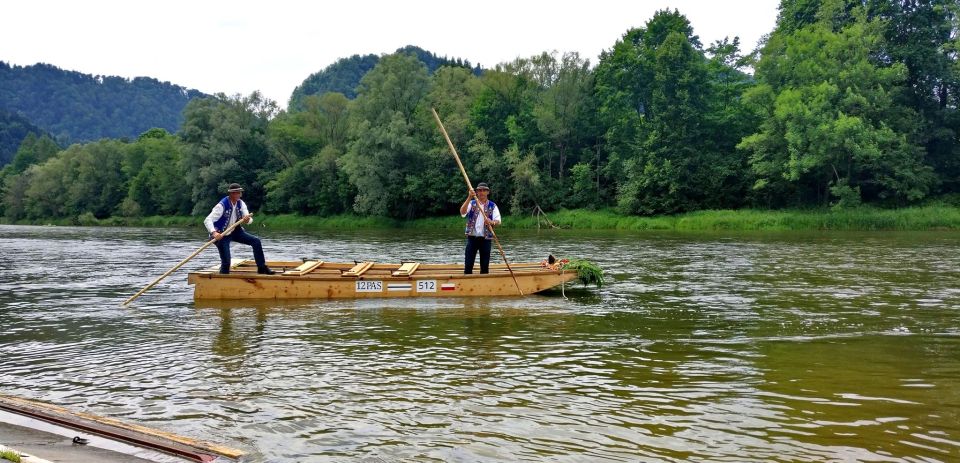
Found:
[203,183,275,275]
[459,182,501,274]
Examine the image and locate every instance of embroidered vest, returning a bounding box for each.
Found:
[464,200,496,239]
[212,196,245,233]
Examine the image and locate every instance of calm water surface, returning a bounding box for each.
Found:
[0,224,958,462]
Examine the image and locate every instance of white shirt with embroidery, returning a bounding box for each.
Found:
[461,200,501,236]
[203,200,252,235]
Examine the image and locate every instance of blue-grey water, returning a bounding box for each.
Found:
[1,224,958,462]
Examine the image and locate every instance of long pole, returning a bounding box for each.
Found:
[122,215,250,306]
[431,108,524,295]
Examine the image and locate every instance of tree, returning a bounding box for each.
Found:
[874,0,960,193]
[15,140,128,219]
[180,92,278,214]
[593,28,648,193]
[0,109,51,166]
[740,9,935,207]
[5,132,60,174]
[596,10,752,214]
[470,69,537,154]
[265,145,354,216]
[422,66,484,213]
[341,53,432,218]
[122,129,191,216]
[530,52,598,194]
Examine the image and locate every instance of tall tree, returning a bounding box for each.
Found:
[180,92,277,214]
[13,140,128,219]
[874,0,960,192]
[340,53,431,218]
[596,9,752,214]
[422,66,484,213]
[741,7,935,207]
[121,129,191,216]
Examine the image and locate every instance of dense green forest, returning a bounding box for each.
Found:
[1,0,958,224]
[0,109,52,166]
[0,62,207,143]
[288,45,481,111]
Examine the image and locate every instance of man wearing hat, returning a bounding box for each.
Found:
[459,182,501,274]
[203,183,275,275]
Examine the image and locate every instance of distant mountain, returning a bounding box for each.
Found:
[394,45,482,76]
[0,61,208,143]
[288,45,482,112]
[288,53,379,110]
[0,108,51,166]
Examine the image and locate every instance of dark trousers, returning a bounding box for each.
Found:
[464,236,492,274]
[214,228,267,273]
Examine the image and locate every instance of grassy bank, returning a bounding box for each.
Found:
[3,206,959,231]
[506,206,960,231]
[0,448,21,463]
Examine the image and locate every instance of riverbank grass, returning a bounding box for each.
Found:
[4,206,959,231]
[509,206,960,231]
[0,448,22,463]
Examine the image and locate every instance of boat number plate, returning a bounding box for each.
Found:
[416,280,437,292]
[355,280,383,292]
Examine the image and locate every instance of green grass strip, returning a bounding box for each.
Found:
[3,206,960,231]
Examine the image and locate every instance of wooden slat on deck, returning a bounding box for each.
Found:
[342,261,374,277]
[285,260,324,276]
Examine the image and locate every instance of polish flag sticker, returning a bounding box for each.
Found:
[441,283,456,291]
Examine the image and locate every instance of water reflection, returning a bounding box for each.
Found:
[208,307,268,365]
[1,225,959,462]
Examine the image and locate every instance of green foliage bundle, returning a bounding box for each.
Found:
[560,259,605,288]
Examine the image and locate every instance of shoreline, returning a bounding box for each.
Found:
[1,206,959,232]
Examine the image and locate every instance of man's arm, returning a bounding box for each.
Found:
[241,201,253,224]
[460,191,476,217]
[204,203,223,233]
[490,205,502,226]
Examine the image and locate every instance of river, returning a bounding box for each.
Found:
[1,224,958,462]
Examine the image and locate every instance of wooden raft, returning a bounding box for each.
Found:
[187,260,578,300]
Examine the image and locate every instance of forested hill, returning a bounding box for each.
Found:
[0,62,208,143]
[288,45,481,111]
[0,108,52,167]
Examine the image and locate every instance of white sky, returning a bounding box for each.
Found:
[2,1,780,107]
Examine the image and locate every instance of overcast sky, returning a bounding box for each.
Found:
[2,0,780,107]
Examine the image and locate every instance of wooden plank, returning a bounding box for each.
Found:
[0,395,243,461]
[285,260,324,276]
[342,261,374,277]
[391,262,420,276]
[230,259,253,268]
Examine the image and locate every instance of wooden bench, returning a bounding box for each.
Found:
[343,261,374,277]
[392,262,420,276]
[285,260,324,276]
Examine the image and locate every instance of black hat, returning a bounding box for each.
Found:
[227,183,244,193]
[476,182,490,191]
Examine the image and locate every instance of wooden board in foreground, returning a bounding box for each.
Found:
[0,395,243,462]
